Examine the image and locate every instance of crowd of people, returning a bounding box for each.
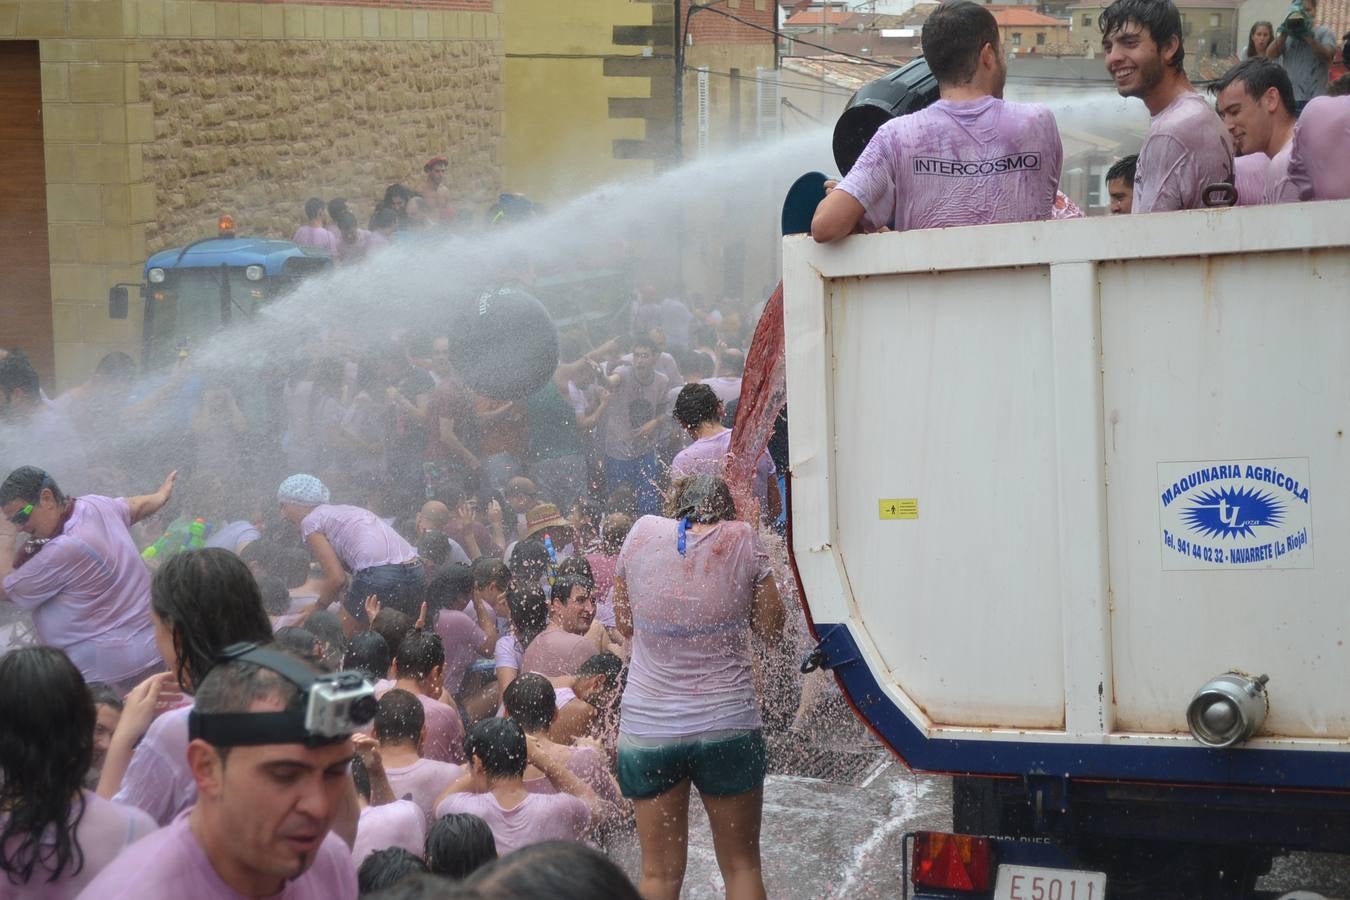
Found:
[813,0,1348,236]
[0,99,791,899]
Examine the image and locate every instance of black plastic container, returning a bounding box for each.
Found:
[832,57,939,176]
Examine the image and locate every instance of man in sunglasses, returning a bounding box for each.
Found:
[0,465,177,690]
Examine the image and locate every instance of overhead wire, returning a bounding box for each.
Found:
[689,3,899,68]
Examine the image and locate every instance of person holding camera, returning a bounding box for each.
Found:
[1266,0,1337,109]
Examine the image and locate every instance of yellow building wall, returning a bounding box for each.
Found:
[502,0,670,205]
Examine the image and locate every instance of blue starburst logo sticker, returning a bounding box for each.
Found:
[1181,487,1284,539]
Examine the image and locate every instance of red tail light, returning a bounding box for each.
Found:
[912,831,994,891]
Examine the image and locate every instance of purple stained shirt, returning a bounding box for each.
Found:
[1287,95,1350,202]
[520,628,596,679]
[112,704,196,825]
[2,495,161,684]
[1264,142,1299,204]
[522,744,622,814]
[352,800,426,866]
[1233,152,1269,205]
[669,429,775,505]
[435,791,590,856]
[434,608,487,697]
[836,97,1062,232]
[300,504,416,574]
[1132,92,1233,214]
[75,812,357,900]
[616,516,772,739]
[385,757,465,824]
[586,552,618,627]
[373,686,465,765]
[291,225,338,255]
[2,791,156,900]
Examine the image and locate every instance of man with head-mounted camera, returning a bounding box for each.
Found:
[1266,0,1337,110]
[79,645,377,899]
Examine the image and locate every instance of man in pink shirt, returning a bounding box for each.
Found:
[434,718,605,856]
[0,466,176,688]
[1100,0,1233,212]
[386,630,466,765]
[374,688,465,823]
[292,198,338,255]
[813,1,1062,240]
[671,383,780,521]
[78,654,359,899]
[519,574,602,678]
[1287,94,1350,201]
[1212,58,1299,203]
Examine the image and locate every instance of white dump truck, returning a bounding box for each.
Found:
[781,199,1350,898]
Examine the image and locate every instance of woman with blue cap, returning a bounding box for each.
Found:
[277,474,423,635]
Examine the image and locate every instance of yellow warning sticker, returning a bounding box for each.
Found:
[878,498,918,520]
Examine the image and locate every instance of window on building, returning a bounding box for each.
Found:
[1209,13,1219,25]
[1082,14,1092,25]
[1037,32,1046,45]
[1012,31,1022,45]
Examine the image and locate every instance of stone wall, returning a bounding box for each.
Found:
[141,36,501,249]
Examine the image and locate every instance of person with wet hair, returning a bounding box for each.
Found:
[81,655,360,899]
[462,839,641,900]
[585,512,632,638]
[433,718,605,856]
[1105,154,1137,214]
[0,647,156,897]
[425,564,497,702]
[813,0,1062,241]
[506,537,551,590]
[671,383,780,521]
[423,812,497,881]
[494,583,548,696]
[274,626,328,670]
[345,631,393,683]
[1212,58,1300,203]
[0,465,177,688]
[501,674,623,822]
[99,548,273,825]
[374,689,465,823]
[293,197,339,254]
[613,473,786,900]
[1100,0,1232,212]
[388,631,466,765]
[519,574,603,679]
[370,608,414,683]
[357,847,427,895]
[472,557,511,624]
[276,474,424,633]
[550,652,626,747]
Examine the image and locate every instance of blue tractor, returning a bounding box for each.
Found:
[109,217,332,368]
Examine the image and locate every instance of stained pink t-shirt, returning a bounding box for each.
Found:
[2,495,160,684]
[291,225,338,255]
[435,792,590,856]
[385,757,465,823]
[3,792,156,900]
[434,608,487,697]
[112,704,196,825]
[75,812,357,900]
[1264,142,1298,204]
[616,516,772,739]
[522,745,622,813]
[837,97,1062,232]
[414,693,465,765]
[520,628,596,679]
[1233,152,1269,205]
[351,800,426,866]
[586,552,618,627]
[300,505,416,574]
[1287,95,1350,201]
[669,429,775,504]
[1132,92,1233,213]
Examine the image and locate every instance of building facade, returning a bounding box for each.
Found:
[1,0,503,391]
[1068,0,1241,75]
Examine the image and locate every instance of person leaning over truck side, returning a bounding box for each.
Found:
[1101,0,1234,213]
[1212,58,1301,202]
[811,0,1063,242]
[1105,154,1138,213]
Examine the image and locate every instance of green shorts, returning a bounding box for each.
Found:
[617,729,768,800]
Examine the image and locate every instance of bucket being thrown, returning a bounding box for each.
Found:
[832,57,939,176]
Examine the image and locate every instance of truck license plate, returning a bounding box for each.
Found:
[993,865,1107,900]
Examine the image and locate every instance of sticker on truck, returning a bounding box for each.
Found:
[1157,457,1312,571]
